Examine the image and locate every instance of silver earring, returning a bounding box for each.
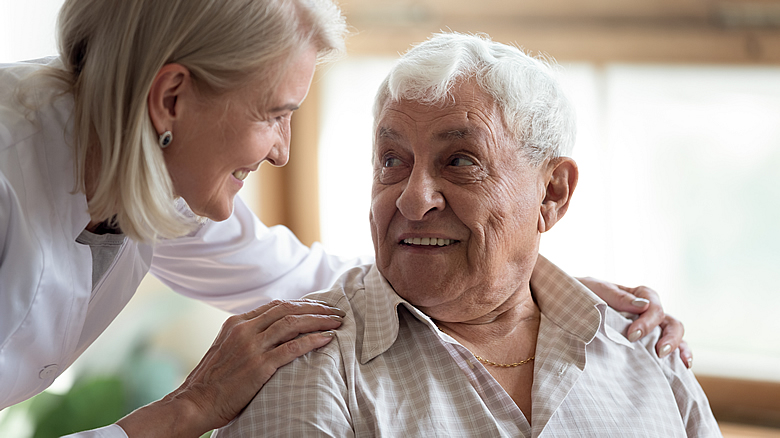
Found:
[158,130,173,148]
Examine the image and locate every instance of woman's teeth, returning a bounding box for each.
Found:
[233,169,250,181]
[403,237,453,246]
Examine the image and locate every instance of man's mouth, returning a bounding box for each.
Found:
[402,237,456,247]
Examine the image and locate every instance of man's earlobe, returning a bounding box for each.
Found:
[539,157,578,233]
[537,211,546,233]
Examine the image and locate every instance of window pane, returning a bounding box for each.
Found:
[318,57,394,258]
[604,65,780,380]
[0,0,64,63]
[319,58,780,381]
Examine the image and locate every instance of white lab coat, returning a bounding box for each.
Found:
[0,61,366,437]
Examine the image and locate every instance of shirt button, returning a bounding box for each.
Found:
[39,364,59,380]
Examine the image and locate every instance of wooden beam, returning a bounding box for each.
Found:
[256,73,322,246]
[697,374,780,428]
[285,73,322,246]
[338,0,715,21]
[344,21,780,64]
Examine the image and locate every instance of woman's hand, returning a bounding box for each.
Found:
[116,299,345,437]
[577,277,693,369]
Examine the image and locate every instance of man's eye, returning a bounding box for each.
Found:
[384,157,403,168]
[450,156,475,166]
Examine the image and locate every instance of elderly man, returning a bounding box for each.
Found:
[215,33,720,437]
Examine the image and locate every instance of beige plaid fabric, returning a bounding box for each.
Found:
[214,256,721,437]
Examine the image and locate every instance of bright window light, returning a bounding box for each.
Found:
[318,56,780,382]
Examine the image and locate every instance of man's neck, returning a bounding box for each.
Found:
[433,288,540,366]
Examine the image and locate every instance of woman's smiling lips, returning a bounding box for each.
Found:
[232,169,251,181]
[232,163,261,183]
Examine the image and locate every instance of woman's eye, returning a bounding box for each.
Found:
[271,112,292,123]
[450,156,475,166]
[384,156,403,168]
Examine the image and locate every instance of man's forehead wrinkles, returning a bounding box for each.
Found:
[378,126,401,140]
[465,109,502,143]
[378,102,498,145]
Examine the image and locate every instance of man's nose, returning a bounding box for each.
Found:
[396,166,445,220]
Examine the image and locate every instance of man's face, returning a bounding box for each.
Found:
[370,81,549,322]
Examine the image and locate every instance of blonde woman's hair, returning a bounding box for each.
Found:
[43,0,347,242]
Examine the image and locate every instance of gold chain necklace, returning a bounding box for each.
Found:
[473,354,535,368]
[438,327,535,368]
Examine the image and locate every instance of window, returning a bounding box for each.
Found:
[0,0,63,63]
[318,56,780,382]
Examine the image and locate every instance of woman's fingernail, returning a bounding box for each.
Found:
[328,307,347,317]
[686,357,693,369]
[631,298,650,307]
[628,330,643,342]
[659,344,673,357]
[320,331,335,338]
[328,315,344,321]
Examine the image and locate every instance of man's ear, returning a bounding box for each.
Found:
[147,63,191,135]
[538,157,578,233]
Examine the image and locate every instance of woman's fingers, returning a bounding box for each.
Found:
[577,277,653,313]
[254,312,344,351]
[239,299,345,327]
[678,340,694,369]
[622,285,665,343]
[260,331,337,372]
[577,277,665,336]
[168,299,344,433]
[578,277,691,366]
[654,313,686,359]
[622,287,688,364]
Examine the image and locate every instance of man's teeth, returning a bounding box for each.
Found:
[403,237,453,246]
[233,169,249,181]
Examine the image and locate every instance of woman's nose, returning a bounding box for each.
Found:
[395,167,445,220]
[265,133,290,167]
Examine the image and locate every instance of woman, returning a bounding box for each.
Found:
[0,0,687,437]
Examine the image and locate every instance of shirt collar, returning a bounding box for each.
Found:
[530,255,603,345]
[359,265,445,364]
[359,254,631,364]
[531,255,634,348]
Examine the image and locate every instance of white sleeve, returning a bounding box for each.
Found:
[149,196,372,314]
[60,425,128,438]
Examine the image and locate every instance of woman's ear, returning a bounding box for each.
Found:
[147,63,191,135]
[538,157,578,233]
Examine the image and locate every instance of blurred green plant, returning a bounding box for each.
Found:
[0,340,195,437]
[27,376,126,438]
[0,285,229,437]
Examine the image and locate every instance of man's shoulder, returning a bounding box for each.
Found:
[298,264,373,357]
[302,263,373,309]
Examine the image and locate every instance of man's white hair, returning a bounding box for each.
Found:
[373,32,576,165]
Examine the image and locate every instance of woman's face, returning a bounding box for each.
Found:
[164,47,317,221]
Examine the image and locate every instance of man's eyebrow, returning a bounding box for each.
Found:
[436,129,471,141]
[377,127,402,141]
